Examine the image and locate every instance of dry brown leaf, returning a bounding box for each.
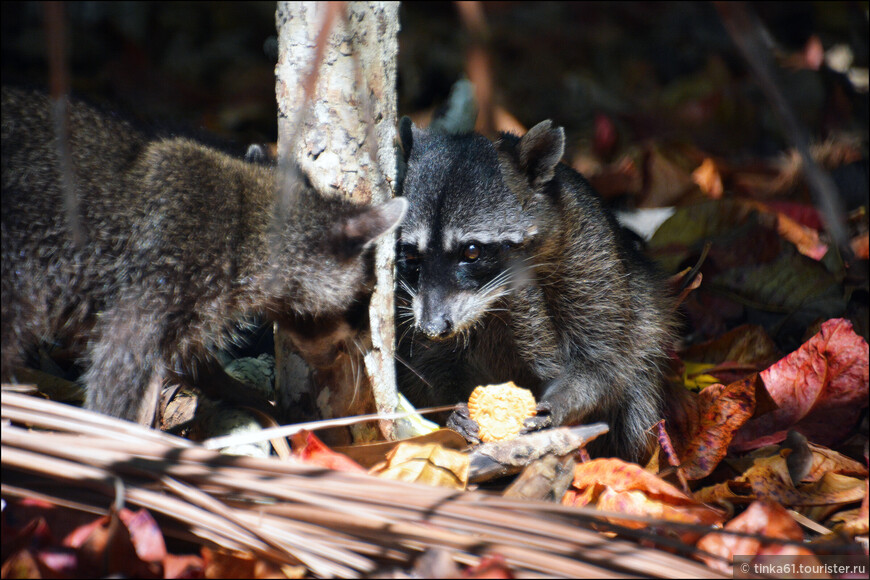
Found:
[584,154,644,199]
[733,453,866,508]
[802,442,868,482]
[693,481,743,509]
[371,442,469,490]
[681,324,780,370]
[826,480,870,538]
[202,547,287,579]
[0,550,42,579]
[641,147,698,207]
[334,429,468,469]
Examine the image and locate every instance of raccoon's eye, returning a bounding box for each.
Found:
[399,244,420,266]
[462,243,481,262]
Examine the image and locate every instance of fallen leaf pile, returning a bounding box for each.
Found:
[3,3,869,578]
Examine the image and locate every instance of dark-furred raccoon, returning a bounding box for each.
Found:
[1,87,406,424]
[396,118,675,460]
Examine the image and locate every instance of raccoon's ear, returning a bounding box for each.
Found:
[338,197,408,256]
[517,120,565,188]
[399,116,415,163]
[244,143,276,164]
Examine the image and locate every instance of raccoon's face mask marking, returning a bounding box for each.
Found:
[397,237,522,340]
[397,126,535,341]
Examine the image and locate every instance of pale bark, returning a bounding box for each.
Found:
[274,1,401,443]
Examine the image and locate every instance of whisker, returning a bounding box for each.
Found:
[394,352,434,389]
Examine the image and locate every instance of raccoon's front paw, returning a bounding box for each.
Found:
[522,403,554,432]
[446,403,481,445]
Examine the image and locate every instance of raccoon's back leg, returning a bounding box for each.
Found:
[0,263,52,383]
[83,299,165,424]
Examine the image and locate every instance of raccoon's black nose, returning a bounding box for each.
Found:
[422,316,453,339]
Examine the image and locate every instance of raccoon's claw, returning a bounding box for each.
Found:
[446,403,481,445]
[522,404,554,432]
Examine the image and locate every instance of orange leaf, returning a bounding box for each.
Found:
[564,458,726,531]
[744,200,828,260]
[570,458,694,504]
[851,232,869,259]
[562,484,601,508]
[731,318,869,451]
[774,212,828,260]
[692,158,724,199]
[696,500,816,574]
[202,547,256,579]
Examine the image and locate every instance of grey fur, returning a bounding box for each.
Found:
[396,120,675,461]
[1,87,406,423]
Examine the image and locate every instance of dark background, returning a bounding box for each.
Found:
[3,2,867,160]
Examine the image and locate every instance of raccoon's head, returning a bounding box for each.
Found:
[396,119,564,340]
[266,169,407,318]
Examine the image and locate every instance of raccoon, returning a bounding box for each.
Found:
[396,118,675,460]
[1,87,406,424]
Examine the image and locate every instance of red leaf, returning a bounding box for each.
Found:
[291,430,367,472]
[463,553,514,579]
[36,548,79,577]
[163,554,205,579]
[731,319,869,451]
[119,509,167,564]
[63,509,162,578]
[760,201,823,231]
[672,375,759,480]
[593,113,618,158]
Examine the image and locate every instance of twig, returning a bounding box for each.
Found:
[455,1,495,137]
[44,1,86,248]
[714,2,851,257]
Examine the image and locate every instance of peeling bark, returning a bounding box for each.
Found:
[275,1,401,443]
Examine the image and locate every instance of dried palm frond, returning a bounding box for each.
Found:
[2,391,725,578]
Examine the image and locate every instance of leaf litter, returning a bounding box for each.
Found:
[3,3,869,578]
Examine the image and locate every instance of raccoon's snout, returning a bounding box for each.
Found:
[420,314,454,339]
[416,290,457,339]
